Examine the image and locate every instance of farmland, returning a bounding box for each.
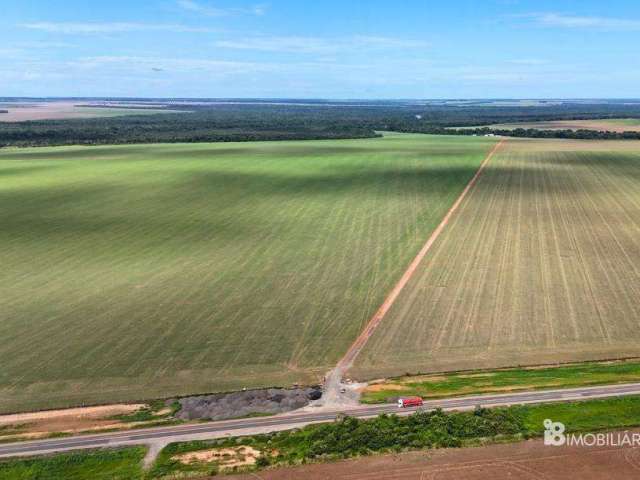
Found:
[0,133,496,413]
[0,101,180,122]
[475,118,640,132]
[351,138,640,381]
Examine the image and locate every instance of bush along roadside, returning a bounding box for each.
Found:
[4,396,640,479]
[149,407,526,477]
[149,395,640,477]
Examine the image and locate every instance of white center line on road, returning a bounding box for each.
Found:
[1,380,640,460]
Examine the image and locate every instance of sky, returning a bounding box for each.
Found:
[1,0,640,99]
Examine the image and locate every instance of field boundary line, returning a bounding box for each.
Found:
[337,138,506,371]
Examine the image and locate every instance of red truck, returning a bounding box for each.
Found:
[397,396,424,408]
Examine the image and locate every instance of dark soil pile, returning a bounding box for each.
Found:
[174,387,322,421]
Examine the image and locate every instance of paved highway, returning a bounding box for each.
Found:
[2,382,640,460]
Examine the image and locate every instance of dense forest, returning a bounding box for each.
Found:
[2,100,640,147]
[399,125,640,140]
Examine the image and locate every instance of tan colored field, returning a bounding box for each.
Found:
[0,101,174,122]
[0,403,157,441]
[486,118,640,132]
[351,138,640,380]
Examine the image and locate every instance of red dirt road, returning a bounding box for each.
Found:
[231,431,640,479]
[336,139,506,371]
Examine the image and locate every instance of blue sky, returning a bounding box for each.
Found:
[2,0,639,98]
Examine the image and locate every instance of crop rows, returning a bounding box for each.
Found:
[0,134,495,412]
[353,139,640,380]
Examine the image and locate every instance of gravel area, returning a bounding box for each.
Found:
[174,387,322,421]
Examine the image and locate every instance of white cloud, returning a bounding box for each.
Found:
[20,22,215,34]
[18,40,75,49]
[71,55,275,76]
[507,58,548,66]
[214,35,428,54]
[176,0,266,17]
[524,13,640,30]
[0,48,25,58]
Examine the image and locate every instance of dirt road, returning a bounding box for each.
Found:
[320,139,506,406]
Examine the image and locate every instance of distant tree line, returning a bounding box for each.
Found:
[0,106,379,147]
[395,125,640,140]
[2,101,640,147]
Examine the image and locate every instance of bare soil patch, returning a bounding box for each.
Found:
[174,446,261,470]
[0,403,146,439]
[364,383,406,392]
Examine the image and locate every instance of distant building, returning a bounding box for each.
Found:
[415,114,422,119]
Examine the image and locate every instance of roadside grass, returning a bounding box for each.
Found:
[361,360,640,403]
[0,447,146,480]
[109,400,180,423]
[521,396,640,434]
[3,396,639,479]
[148,395,640,478]
[0,401,183,445]
[148,407,525,478]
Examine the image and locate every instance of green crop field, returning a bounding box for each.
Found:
[352,138,640,381]
[0,447,146,480]
[0,133,496,413]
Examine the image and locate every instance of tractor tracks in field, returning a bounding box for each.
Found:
[320,139,507,407]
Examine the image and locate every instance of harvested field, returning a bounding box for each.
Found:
[0,101,177,122]
[352,138,640,380]
[231,430,640,479]
[0,134,496,412]
[483,118,640,132]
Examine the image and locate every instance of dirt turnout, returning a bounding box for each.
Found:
[231,431,640,479]
[0,404,146,440]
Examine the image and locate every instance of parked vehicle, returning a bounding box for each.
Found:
[397,396,424,408]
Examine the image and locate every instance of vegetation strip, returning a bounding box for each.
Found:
[0,447,147,480]
[150,395,640,478]
[3,387,640,477]
[361,360,640,403]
